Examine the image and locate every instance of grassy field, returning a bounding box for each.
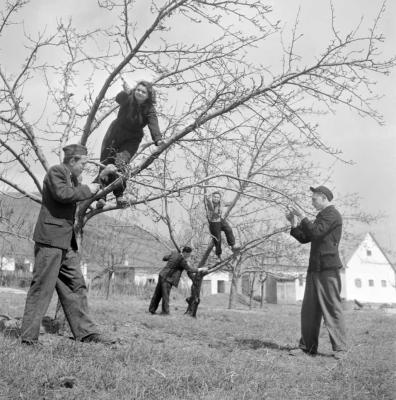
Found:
[0,289,395,400]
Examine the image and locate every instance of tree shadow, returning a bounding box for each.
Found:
[234,338,294,351]
[234,338,335,357]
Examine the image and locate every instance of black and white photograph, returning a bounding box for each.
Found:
[0,1,395,399]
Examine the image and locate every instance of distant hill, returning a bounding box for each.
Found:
[0,193,169,270]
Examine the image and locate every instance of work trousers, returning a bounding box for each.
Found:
[21,244,98,342]
[148,275,172,314]
[209,220,235,256]
[94,149,135,198]
[299,270,347,354]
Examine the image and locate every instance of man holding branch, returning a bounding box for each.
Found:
[286,186,347,359]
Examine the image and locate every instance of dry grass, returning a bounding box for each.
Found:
[0,290,395,400]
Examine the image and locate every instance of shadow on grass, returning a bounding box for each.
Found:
[234,338,294,351]
[234,338,335,358]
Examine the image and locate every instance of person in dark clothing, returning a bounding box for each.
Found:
[96,81,164,208]
[21,144,115,345]
[204,192,239,259]
[287,186,347,360]
[149,247,208,315]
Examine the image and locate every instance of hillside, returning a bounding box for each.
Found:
[0,193,169,269]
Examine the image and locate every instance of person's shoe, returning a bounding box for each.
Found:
[99,164,117,182]
[333,350,347,360]
[116,196,128,207]
[96,199,106,209]
[81,333,117,345]
[289,348,316,357]
[159,312,170,316]
[232,245,241,253]
[288,348,302,356]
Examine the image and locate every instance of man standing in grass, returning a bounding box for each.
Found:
[286,186,347,359]
[149,246,208,315]
[21,144,115,345]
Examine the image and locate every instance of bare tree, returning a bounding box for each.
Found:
[0,1,394,314]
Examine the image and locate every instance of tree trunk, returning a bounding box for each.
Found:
[105,270,114,300]
[185,271,203,317]
[228,270,238,309]
[260,281,265,308]
[184,243,213,317]
[249,273,256,310]
[260,274,267,308]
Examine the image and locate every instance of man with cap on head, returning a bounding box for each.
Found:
[21,144,115,345]
[286,185,347,360]
[148,246,208,315]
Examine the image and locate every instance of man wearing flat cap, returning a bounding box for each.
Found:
[21,144,115,345]
[286,186,347,360]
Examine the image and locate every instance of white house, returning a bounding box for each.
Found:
[0,257,15,271]
[341,233,396,304]
[201,270,231,295]
[133,268,231,295]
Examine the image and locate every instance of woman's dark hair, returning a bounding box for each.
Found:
[212,191,221,197]
[128,81,156,123]
[181,246,193,254]
[133,81,156,105]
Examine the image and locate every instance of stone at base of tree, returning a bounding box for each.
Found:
[0,316,22,338]
[0,315,70,338]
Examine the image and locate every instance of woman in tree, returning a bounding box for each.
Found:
[96,81,164,208]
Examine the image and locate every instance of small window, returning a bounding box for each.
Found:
[366,250,372,256]
[355,279,362,288]
[147,278,155,285]
[381,280,387,287]
[368,280,374,287]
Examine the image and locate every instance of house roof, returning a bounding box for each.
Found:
[266,271,302,282]
[368,232,396,273]
[346,232,396,273]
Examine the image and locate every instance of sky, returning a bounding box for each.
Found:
[1,0,395,252]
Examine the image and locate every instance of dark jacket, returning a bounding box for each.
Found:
[290,205,343,272]
[102,90,161,151]
[159,251,199,287]
[33,164,93,250]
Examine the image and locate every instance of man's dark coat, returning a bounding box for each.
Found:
[159,251,199,287]
[290,205,343,272]
[33,164,92,250]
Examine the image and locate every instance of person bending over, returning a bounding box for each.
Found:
[149,246,208,315]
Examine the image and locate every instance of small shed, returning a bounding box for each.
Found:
[265,274,300,305]
[201,271,231,296]
[113,265,136,284]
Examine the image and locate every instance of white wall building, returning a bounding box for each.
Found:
[0,257,15,271]
[202,270,231,295]
[341,233,396,304]
[130,267,231,295]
